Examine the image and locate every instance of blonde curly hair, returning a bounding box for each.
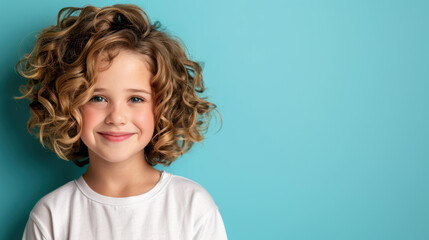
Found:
[16,4,221,167]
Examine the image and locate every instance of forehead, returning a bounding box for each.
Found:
[97,49,151,70]
[94,50,153,91]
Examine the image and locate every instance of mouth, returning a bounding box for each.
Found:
[97,132,135,142]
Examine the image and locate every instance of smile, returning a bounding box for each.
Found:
[98,132,135,142]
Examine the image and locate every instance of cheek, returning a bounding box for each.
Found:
[134,108,155,132]
[81,106,103,136]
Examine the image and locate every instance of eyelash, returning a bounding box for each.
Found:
[89,96,145,103]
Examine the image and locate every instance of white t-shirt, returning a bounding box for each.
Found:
[22,170,228,240]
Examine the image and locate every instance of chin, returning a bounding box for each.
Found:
[90,152,140,164]
[102,157,130,163]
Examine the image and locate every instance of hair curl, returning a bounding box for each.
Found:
[16,4,221,167]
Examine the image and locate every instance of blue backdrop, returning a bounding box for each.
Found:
[1,0,428,239]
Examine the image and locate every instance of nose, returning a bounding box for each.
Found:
[105,103,127,126]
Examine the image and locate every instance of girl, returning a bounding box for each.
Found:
[17,4,227,240]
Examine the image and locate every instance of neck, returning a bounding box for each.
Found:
[82,152,161,197]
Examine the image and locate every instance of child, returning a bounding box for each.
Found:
[17,4,227,240]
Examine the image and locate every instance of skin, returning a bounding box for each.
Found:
[80,49,161,197]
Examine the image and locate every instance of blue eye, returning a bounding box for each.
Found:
[130,97,144,103]
[90,96,105,102]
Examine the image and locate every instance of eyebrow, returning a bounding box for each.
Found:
[93,88,152,95]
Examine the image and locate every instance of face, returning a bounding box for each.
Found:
[80,50,155,164]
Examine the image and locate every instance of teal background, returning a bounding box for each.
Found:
[1,0,429,239]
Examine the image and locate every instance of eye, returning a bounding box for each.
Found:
[129,97,145,103]
[89,96,106,102]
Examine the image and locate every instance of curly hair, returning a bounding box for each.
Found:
[16,4,221,167]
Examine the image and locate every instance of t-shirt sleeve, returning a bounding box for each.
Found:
[193,207,228,240]
[22,216,48,240]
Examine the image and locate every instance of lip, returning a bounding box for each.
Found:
[97,132,135,142]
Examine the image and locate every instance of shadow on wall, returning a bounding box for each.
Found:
[1,56,86,240]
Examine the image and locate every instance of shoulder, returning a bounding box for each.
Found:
[164,172,218,211]
[26,179,78,239]
[163,173,227,239]
[29,179,77,221]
